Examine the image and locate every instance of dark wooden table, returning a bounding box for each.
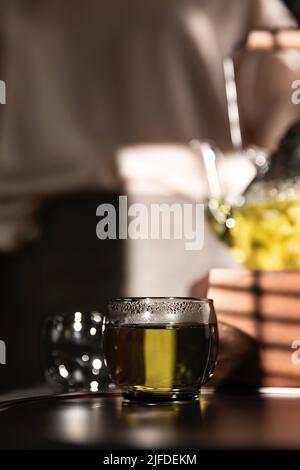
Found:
[1,390,300,450]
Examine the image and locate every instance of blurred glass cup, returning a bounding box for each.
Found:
[43,310,117,394]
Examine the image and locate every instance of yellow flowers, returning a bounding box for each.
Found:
[231,198,300,270]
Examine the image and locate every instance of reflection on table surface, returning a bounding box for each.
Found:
[1,389,300,449]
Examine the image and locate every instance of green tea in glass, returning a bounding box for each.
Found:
[104,298,218,401]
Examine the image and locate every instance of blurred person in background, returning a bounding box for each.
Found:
[0,0,298,391]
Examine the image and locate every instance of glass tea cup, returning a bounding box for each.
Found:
[43,310,116,394]
[104,297,218,401]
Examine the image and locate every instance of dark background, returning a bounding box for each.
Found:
[284,0,300,23]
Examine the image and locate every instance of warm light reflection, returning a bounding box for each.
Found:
[92,312,101,323]
[225,217,236,229]
[92,358,102,370]
[53,406,94,442]
[259,387,300,396]
[59,364,69,378]
[74,312,82,321]
[90,381,99,392]
[73,322,82,332]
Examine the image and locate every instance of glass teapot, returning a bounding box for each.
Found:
[191,28,300,271]
[192,120,300,271]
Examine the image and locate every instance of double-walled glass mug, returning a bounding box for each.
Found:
[104,298,218,401]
